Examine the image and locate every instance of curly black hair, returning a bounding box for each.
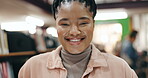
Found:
[52,0,97,19]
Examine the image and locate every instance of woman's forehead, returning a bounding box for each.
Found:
[58,1,86,10]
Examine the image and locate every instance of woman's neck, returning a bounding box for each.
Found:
[60,45,92,65]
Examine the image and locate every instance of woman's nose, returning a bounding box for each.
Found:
[69,26,81,36]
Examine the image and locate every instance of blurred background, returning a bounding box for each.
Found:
[0,0,148,78]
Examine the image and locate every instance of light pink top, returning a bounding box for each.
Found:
[18,44,138,78]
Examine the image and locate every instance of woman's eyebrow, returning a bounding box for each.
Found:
[78,17,90,20]
[59,18,69,22]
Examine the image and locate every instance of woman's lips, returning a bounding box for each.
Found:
[64,37,85,45]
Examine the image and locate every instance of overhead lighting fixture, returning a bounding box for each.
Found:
[94,9,128,20]
[29,29,36,34]
[1,22,36,32]
[46,27,58,37]
[25,16,44,26]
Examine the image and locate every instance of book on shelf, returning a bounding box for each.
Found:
[0,63,2,78]
[0,26,2,54]
[7,62,14,78]
[0,62,14,78]
[0,27,9,54]
[34,27,47,52]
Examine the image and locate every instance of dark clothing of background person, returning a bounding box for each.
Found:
[121,39,138,69]
[120,30,139,70]
[7,32,36,52]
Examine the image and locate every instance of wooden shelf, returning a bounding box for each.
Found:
[0,48,56,62]
[0,51,36,57]
[0,51,37,62]
[0,48,55,57]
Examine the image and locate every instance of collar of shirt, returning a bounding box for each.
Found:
[46,43,108,70]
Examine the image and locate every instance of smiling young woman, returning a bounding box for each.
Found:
[18,0,138,78]
[55,1,94,54]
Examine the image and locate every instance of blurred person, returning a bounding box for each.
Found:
[113,41,122,56]
[137,50,147,78]
[42,27,59,49]
[18,0,138,78]
[120,30,139,70]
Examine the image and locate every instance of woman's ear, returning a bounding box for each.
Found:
[93,20,95,26]
[92,20,95,28]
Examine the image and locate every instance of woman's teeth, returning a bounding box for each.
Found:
[70,39,81,42]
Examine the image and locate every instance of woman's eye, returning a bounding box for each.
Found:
[79,22,89,26]
[61,24,70,26]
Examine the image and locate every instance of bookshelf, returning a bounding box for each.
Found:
[0,26,58,78]
[0,51,36,78]
[0,48,55,62]
[0,51,36,62]
[0,49,55,78]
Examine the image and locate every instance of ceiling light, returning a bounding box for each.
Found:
[25,16,44,26]
[46,27,58,37]
[95,9,128,20]
[1,22,36,31]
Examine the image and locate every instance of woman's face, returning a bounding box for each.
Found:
[56,1,94,54]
